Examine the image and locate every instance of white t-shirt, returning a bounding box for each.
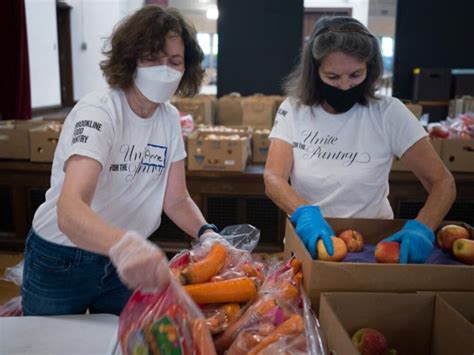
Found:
[33,89,186,246]
[269,96,427,219]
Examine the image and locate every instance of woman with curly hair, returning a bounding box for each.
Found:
[21,5,220,316]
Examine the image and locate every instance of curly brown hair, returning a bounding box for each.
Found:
[284,16,383,106]
[100,5,204,96]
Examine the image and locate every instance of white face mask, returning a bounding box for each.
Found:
[134,65,183,103]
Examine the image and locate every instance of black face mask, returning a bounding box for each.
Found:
[318,78,366,113]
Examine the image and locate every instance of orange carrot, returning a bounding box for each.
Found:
[215,298,277,351]
[290,258,302,274]
[248,315,304,354]
[277,283,300,301]
[184,277,257,304]
[223,303,241,323]
[192,318,217,355]
[242,263,258,277]
[181,243,227,284]
[293,271,303,286]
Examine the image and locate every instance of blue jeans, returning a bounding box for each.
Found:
[21,229,132,316]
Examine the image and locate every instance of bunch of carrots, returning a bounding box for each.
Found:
[170,241,309,354]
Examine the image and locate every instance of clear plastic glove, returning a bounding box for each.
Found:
[380,220,434,264]
[109,231,170,290]
[290,205,334,259]
[199,231,231,247]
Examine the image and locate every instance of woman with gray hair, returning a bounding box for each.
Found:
[264,17,455,264]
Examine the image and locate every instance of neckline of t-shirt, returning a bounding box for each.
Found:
[121,91,161,126]
[313,103,359,119]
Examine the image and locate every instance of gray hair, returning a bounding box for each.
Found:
[284,16,383,106]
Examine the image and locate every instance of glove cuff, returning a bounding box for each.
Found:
[290,205,321,223]
[405,220,435,242]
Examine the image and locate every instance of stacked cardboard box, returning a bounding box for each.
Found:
[0,120,45,159]
[252,128,271,163]
[171,96,213,125]
[29,122,63,162]
[187,126,252,172]
[216,93,243,126]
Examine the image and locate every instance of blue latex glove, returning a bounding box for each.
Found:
[290,205,334,259]
[381,220,434,264]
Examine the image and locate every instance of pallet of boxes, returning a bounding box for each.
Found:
[284,217,474,354]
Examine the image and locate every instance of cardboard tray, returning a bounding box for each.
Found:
[319,292,474,355]
[284,218,474,311]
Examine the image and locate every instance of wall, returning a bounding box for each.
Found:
[393,0,474,99]
[64,0,142,101]
[25,0,61,108]
[304,0,369,25]
[217,0,304,96]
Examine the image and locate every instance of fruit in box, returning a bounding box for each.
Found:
[337,229,364,252]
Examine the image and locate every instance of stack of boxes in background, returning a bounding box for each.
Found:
[0,119,63,163]
[180,93,285,171]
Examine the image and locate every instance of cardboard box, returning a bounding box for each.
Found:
[405,103,423,119]
[242,95,277,129]
[216,94,243,126]
[195,94,217,123]
[187,126,251,172]
[252,128,271,163]
[420,292,474,325]
[0,120,45,159]
[284,218,474,311]
[391,137,443,171]
[441,139,474,172]
[319,292,474,355]
[171,97,213,125]
[29,122,63,162]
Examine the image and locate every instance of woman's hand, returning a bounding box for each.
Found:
[290,205,335,259]
[109,231,170,289]
[379,220,434,263]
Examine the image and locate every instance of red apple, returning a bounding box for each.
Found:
[375,242,400,263]
[452,238,474,265]
[317,237,347,262]
[337,229,364,252]
[436,225,470,250]
[429,124,450,139]
[352,328,388,355]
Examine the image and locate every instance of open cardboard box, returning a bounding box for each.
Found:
[284,218,474,312]
[391,138,442,171]
[319,292,474,355]
[252,128,270,163]
[418,291,474,325]
[187,126,252,172]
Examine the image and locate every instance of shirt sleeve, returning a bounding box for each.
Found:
[384,98,428,158]
[269,98,293,144]
[62,105,115,170]
[168,105,187,163]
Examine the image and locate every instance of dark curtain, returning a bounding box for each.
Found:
[0,0,31,120]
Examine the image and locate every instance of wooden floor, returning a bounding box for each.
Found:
[0,252,23,305]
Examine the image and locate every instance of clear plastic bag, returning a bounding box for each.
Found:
[0,260,24,286]
[0,260,24,317]
[215,258,327,355]
[118,278,216,355]
[219,224,260,252]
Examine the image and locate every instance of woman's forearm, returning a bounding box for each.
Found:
[57,195,125,255]
[264,172,308,216]
[164,195,207,239]
[415,174,456,230]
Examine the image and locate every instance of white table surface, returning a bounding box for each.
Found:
[0,314,119,355]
